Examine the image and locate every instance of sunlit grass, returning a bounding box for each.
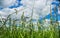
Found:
[0,9,60,38]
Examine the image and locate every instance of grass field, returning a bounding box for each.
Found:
[0,10,60,38]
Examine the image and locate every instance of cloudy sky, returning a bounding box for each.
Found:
[0,0,60,20]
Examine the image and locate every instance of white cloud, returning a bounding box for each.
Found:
[0,0,16,8]
[0,8,16,19]
[0,11,7,19]
[20,0,46,9]
[0,0,53,20]
[20,0,52,19]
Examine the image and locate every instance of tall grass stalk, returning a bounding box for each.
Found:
[0,7,60,38]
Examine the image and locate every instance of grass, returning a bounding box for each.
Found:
[0,9,60,38]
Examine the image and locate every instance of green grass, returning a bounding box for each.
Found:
[0,10,60,38]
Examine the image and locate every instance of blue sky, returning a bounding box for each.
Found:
[9,0,22,8]
[45,1,60,21]
[0,0,22,8]
[0,0,60,21]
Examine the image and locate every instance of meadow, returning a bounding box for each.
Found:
[0,10,60,38]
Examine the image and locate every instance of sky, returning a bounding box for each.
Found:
[0,0,60,21]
